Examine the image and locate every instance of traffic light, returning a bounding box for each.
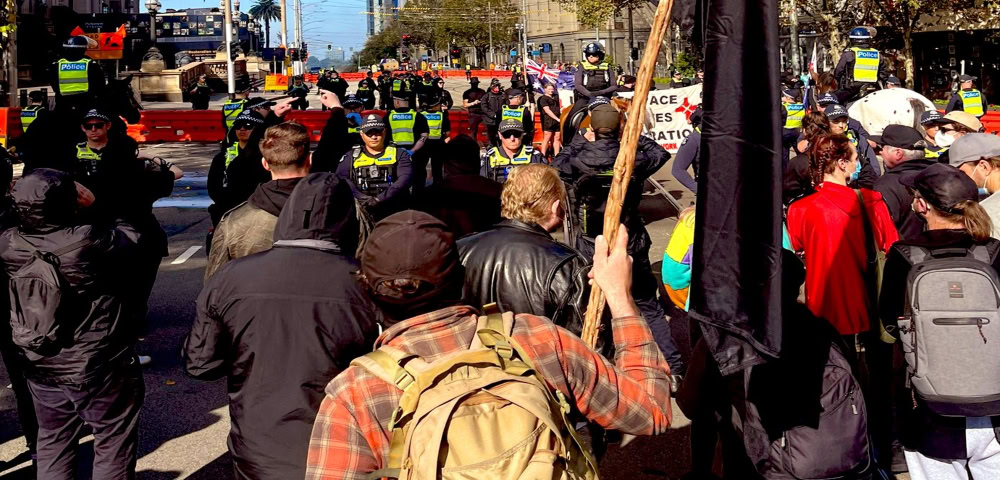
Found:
[402,34,412,46]
[301,43,308,61]
[327,44,332,50]
[289,48,299,61]
[449,46,462,58]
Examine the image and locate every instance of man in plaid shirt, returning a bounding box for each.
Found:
[305,209,674,479]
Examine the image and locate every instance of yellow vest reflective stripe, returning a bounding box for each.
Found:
[489,146,532,168]
[925,146,946,160]
[223,100,246,130]
[465,65,471,70]
[225,144,240,168]
[423,111,444,139]
[501,106,526,123]
[581,61,609,71]
[20,106,42,128]
[353,146,398,168]
[348,125,359,134]
[850,48,879,83]
[57,59,91,95]
[962,89,985,117]
[846,129,858,146]
[389,110,417,146]
[392,80,403,92]
[783,102,805,129]
[76,143,101,161]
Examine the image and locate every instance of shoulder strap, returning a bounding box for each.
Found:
[969,244,994,264]
[14,231,91,258]
[905,245,930,265]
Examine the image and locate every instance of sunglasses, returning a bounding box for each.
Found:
[501,131,523,139]
[363,129,385,136]
[234,124,254,130]
[83,122,107,130]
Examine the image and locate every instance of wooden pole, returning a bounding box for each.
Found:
[580,0,676,348]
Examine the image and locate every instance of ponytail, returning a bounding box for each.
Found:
[956,200,994,242]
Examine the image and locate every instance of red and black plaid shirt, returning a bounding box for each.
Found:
[305,305,672,479]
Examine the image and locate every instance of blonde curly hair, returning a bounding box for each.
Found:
[500,164,566,225]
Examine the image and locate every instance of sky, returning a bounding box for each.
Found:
[159,0,369,53]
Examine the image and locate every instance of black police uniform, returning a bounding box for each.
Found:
[358,77,378,110]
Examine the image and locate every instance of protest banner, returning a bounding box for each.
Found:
[643,83,703,153]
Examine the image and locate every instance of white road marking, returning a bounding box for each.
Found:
[171,246,202,265]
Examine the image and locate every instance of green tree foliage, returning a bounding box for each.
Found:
[248,0,281,49]
[559,0,645,30]
[397,0,519,65]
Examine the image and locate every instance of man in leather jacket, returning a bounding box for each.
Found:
[554,104,685,380]
[457,164,590,334]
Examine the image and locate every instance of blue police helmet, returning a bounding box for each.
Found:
[849,27,871,41]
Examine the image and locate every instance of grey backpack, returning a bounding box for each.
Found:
[898,244,1000,417]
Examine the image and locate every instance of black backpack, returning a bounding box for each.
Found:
[8,233,90,353]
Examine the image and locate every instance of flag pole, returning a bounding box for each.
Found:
[580,0,676,348]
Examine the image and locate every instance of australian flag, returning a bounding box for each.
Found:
[525,59,563,94]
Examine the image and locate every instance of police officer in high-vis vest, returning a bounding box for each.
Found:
[222,93,249,133]
[834,26,890,101]
[51,36,106,113]
[343,94,365,148]
[336,114,414,220]
[947,74,987,119]
[418,91,451,185]
[20,91,48,133]
[208,111,264,225]
[481,119,543,183]
[385,81,429,158]
[500,89,534,149]
[567,43,618,141]
[781,88,805,169]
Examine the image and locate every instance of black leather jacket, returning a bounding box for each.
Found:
[457,219,591,335]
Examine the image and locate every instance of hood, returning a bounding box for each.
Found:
[12,168,78,233]
[815,182,872,218]
[273,172,359,250]
[249,177,303,217]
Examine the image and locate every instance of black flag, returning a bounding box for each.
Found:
[688,0,784,375]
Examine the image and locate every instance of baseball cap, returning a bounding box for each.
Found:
[886,76,901,86]
[244,97,274,110]
[360,114,386,133]
[361,210,463,301]
[920,110,947,125]
[942,111,983,132]
[959,74,978,83]
[824,104,849,120]
[816,93,839,107]
[590,104,620,131]
[781,88,799,99]
[498,118,524,134]
[82,109,111,123]
[343,94,363,108]
[508,88,524,97]
[869,125,925,149]
[900,163,979,215]
[470,77,480,83]
[947,133,1000,167]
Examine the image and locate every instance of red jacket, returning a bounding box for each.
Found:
[787,182,899,335]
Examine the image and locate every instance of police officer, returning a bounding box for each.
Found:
[825,103,880,187]
[946,74,987,119]
[342,94,365,148]
[386,81,430,159]
[336,114,414,220]
[222,93,249,133]
[357,71,378,110]
[288,76,310,110]
[568,43,617,141]
[672,107,702,194]
[418,91,451,185]
[481,118,543,183]
[500,89,535,150]
[668,70,689,88]
[885,75,902,89]
[465,63,473,82]
[553,103,685,380]
[377,72,393,110]
[20,91,48,133]
[920,110,951,161]
[208,111,264,225]
[782,88,805,168]
[51,36,106,115]
[834,26,890,100]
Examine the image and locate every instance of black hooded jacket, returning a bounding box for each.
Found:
[185,172,379,480]
[0,169,142,384]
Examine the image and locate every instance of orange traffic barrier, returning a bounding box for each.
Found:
[265,74,290,91]
[981,111,1000,135]
[0,107,24,149]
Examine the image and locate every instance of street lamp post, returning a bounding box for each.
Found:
[141,0,165,72]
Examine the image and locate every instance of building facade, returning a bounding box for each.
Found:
[523,0,651,67]
[367,0,406,36]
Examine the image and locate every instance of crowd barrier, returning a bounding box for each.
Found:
[0,107,24,149]
[125,108,545,145]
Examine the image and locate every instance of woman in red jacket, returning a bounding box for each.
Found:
[787,133,899,336]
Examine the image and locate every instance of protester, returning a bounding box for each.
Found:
[458,164,590,332]
[873,125,937,240]
[538,82,563,157]
[554,103,685,382]
[187,173,378,480]
[189,74,212,110]
[311,89,352,173]
[825,103,880,181]
[879,163,1000,479]
[483,79,506,146]
[1,169,145,479]
[672,107,703,194]
[413,134,502,237]
[462,77,487,140]
[204,123,312,279]
[783,111,831,204]
[949,133,1000,238]
[940,111,985,146]
[304,211,673,479]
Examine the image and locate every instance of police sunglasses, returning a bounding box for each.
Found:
[363,128,386,136]
[83,122,107,130]
[234,123,254,131]
[501,131,523,139]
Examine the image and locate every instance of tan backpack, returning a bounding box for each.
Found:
[351,306,600,480]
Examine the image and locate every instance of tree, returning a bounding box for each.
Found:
[395,0,518,65]
[249,0,281,49]
[560,0,646,29]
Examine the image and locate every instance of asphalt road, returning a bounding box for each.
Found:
[0,136,707,478]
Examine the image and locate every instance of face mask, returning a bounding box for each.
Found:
[972,165,990,198]
[935,131,955,147]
